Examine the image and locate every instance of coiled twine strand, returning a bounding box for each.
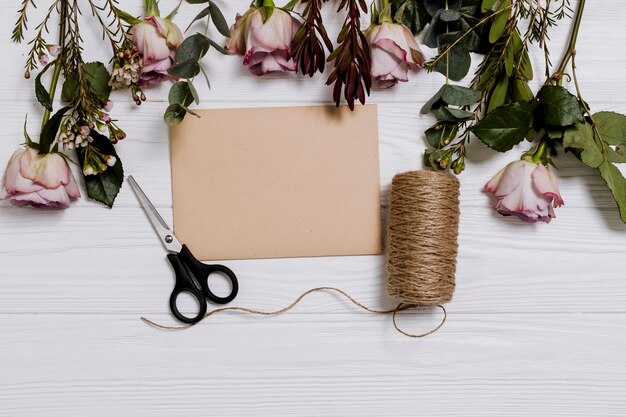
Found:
[142,170,459,337]
[387,170,460,305]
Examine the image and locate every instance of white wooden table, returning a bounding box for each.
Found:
[2,1,626,415]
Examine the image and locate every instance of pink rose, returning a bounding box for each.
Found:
[0,147,80,209]
[485,160,564,223]
[225,8,301,76]
[132,16,184,87]
[364,22,425,88]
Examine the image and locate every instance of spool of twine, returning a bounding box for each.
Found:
[142,170,459,337]
[387,170,460,306]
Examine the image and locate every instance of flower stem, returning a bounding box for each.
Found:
[381,0,389,9]
[40,60,63,130]
[552,0,586,83]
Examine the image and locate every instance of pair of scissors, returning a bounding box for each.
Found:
[128,176,239,324]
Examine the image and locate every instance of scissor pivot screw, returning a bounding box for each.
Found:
[165,235,174,243]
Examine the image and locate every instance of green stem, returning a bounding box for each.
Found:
[40,61,62,129]
[145,0,160,17]
[381,0,389,9]
[527,139,549,164]
[41,2,67,130]
[552,0,586,83]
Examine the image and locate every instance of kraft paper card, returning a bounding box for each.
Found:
[170,105,382,260]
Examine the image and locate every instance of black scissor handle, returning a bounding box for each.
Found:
[177,244,239,304]
[167,254,208,324]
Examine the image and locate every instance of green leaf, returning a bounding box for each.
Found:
[260,6,274,22]
[167,60,201,78]
[204,36,228,54]
[164,103,187,126]
[481,0,497,11]
[489,0,510,43]
[436,107,474,122]
[563,122,603,168]
[487,76,509,113]
[209,1,230,37]
[187,80,200,104]
[176,33,211,62]
[421,84,481,114]
[185,6,210,32]
[593,111,626,145]
[425,123,458,148]
[113,7,142,25]
[39,106,70,154]
[470,100,538,152]
[511,78,534,102]
[391,0,429,35]
[35,63,53,111]
[169,81,196,107]
[537,85,584,127]
[598,160,626,223]
[608,145,626,164]
[76,132,124,208]
[61,62,111,103]
[434,32,471,81]
[145,0,160,17]
[23,115,39,150]
[439,9,460,22]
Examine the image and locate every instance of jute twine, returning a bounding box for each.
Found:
[142,170,459,338]
[387,170,460,305]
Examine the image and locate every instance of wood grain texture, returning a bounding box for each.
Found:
[1,1,626,416]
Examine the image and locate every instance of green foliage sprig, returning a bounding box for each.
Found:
[165,0,231,126]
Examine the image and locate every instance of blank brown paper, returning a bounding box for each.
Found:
[170,105,382,260]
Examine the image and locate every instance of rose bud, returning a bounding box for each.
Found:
[485,160,564,223]
[132,16,183,87]
[0,147,80,209]
[364,21,425,88]
[225,6,301,76]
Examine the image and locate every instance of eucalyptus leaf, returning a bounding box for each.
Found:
[185,6,210,32]
[425,0,461,16]
[167,60,201,78]
[164,103,187,126]
[434,32,471,81]
[176,33,211,62]
[425,123,458,148]
[169,81,195,107]
[421,84,480,113]
[209,1,230,37]
[439,9,461,22]
[436,107,474,122]
[537,85,584,127]
[470,100,538,152]
[76,132,124,208]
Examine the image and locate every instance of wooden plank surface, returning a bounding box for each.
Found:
[1,1,626,416]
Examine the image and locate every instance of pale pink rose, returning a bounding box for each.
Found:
[485,160,564,223]
[225,8,301,76]
[132,16,184,87]
[364,22,425,88]
[0,147,80,209]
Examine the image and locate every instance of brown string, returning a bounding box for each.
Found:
[387,170,460,305]
[142,170,459,338]
[141,286,447,338]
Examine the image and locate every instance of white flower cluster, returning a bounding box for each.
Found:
[58,125,94,151]
[109,54,142,90]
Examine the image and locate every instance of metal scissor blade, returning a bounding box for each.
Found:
[127,176,182,253]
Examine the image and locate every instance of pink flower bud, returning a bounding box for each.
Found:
[80,126,90,136]
[106,155,117,167]
[102,114,111,123]
[104,100,114,112]
[47,44,61,58]
[38,53,49,66]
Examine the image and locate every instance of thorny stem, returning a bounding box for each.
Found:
[551,0,586,83]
